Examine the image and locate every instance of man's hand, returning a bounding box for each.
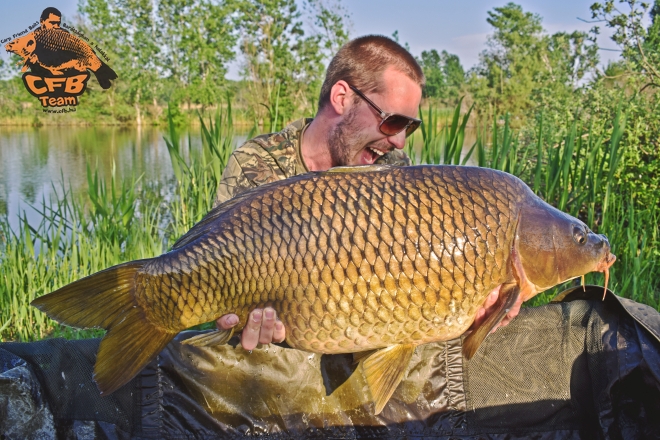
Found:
[470,285,524,333]
[216,307,286,351]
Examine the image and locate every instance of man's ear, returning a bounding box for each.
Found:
[328,80,351,116]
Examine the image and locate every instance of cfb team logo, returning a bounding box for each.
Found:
[3,7,117,108]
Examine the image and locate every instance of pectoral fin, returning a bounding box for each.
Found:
[181,328,235,347]
[360,344,416,415]
[463,284,521,360]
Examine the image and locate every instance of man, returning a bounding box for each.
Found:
[212,35,517,351]
[39,7,63,30]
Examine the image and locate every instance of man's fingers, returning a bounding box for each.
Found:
[272,320,286,343]
[216,314,239,331]
[498,293,524,328]
[483,286,501,310]
[215,309,287,350]
[470,285,501,330]
[258,307,276,344]
[241,309,263,351]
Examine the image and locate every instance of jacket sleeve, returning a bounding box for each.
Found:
[214,144,283,207]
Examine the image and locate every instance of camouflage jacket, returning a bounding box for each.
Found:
[214,118,412,206]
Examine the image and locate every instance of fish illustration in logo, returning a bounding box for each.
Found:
[4,7,117,89]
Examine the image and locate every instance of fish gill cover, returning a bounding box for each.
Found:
[3,7,117,109]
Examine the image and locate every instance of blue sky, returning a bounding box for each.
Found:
[1,0,623,78]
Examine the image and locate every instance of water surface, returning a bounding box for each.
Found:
[0,125,474,233]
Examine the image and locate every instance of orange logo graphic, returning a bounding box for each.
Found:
[4,7,117,108]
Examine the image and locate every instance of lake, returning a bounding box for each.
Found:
[0,125,475,233]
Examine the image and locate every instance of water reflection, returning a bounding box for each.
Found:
[0,125,475,233]
[0,126,198,233]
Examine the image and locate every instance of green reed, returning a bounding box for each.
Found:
[164,103,235,239]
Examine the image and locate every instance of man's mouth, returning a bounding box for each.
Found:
[369,147,385,157]
[361,146,387,164]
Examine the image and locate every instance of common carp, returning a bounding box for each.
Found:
[5,28,117,89]
[32,165,616,414]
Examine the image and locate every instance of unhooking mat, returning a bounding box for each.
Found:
[1,286,659,439]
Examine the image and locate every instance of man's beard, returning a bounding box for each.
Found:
[327,107,369,167]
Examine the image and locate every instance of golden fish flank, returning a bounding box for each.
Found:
[143,165,513,346]
[32,165,616,414]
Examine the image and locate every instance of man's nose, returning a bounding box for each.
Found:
[387,130,406,150]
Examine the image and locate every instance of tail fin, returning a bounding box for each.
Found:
[31,261,176,395]
[93,61,118,89]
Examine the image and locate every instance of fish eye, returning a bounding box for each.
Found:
[572,225,587,245]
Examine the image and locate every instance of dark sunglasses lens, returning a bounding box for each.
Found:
[380,114,412,136]
[405,120,421,137]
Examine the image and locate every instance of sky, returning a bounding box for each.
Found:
[1,0,623,79]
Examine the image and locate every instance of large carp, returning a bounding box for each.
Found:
[32,165,616,414]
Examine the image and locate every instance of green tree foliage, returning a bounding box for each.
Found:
[79,0,239,124]
[0,0,350,125]
[469,3,599,122]
[418,50,445,99]
[418,49,465,101]
[443,52,466,97]
[157,0,239,111]
[237,0,349,128]
[79,0,162,124]
[533,31,600,123]
[590,0,660,91]
[471,3,545,117]
[587,1,660,214]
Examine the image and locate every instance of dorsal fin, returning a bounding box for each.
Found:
[171,174,312,250]
[172,165,393,250]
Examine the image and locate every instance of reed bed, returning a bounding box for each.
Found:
[0,103,657,342]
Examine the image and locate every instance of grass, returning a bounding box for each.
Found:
[0,102,657,342]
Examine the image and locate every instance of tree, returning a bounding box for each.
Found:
[532,30,599,122]
[157,0,239,111]
[79,0,161,125]
[236,0,350,128]
[418,49,446,99]
[417,50,465,101]
[471,2,545,116]
[469,3,599,122]
[441,51,465,100]
[590,0,660,92]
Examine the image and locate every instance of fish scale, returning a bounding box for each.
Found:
[136,166,521,351]
[32,164,616,413]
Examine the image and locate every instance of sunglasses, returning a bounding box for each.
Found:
[349,85,422,137]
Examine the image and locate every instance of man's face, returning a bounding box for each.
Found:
[41,13,61,30]
[327,67,422,167]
